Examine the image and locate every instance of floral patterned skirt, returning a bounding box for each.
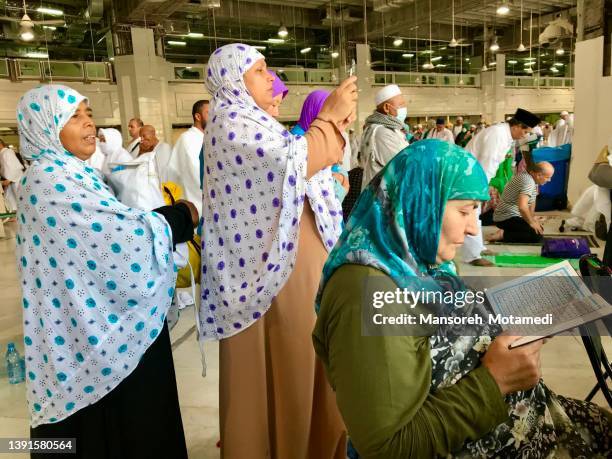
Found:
[455,382,611,458]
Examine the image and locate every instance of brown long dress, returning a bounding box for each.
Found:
[219,121,347,459]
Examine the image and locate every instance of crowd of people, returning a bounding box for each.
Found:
[4,42,610,459]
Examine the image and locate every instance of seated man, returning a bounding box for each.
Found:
[490,161,554,243]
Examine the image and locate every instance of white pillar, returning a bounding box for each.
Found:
[114,28,173,144]
[355,43,375,136]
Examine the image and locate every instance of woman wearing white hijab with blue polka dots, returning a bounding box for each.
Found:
[16,84,197,458]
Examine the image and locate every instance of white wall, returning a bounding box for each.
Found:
[568,36,612,204]
[0,79,120,127]
[505,88,575,116]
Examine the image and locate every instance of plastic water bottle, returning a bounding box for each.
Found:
[5,343,24,384]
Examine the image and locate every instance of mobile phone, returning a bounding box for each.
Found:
[348,59,356,77]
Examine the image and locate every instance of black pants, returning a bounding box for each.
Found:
[496,216,543,243]
[30,322,187,459]
[604,220,612,268]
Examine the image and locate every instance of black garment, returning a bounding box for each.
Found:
[342,167,364,222]
[153,202,195,247]
[480,208,495,226]
[129,141,140,154]
[605,220,612,268]
[496,216,543,243]
[30,323,188,459]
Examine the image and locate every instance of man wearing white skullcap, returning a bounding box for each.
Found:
[359,84,409,187]
[550,110,572,146]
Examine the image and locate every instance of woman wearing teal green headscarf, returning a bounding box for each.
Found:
[313,139,610,459]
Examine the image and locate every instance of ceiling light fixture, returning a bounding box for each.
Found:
[25,51,49,58]
[426,0,434,69]
[393,38,403,47]
[554,62,564,67]
[517,0,526,51]
[331,51,339,58]
[167,40,187,46]
[253,45,267,50]
[187,32,204,38]
[277,24,288,38]
[267,38,284,44]
[19,12,35,42]
[36,7,63,16]
[402,53,414,58]
[449,0,458,47]
[508,60,518,64]
[556,45,565,55]
[300,47,311,54]
[431,56,442,61]
[496,3,510,15]
[550,66,559,73]
[42,25,56,31]
[490,37,500,52]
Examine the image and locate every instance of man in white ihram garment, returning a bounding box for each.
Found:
[166,100,209,215]
[462,108,540,266]
[0,139,25,212]
[549,112,574,147]
[359,84,409,188]
[139,125,173,184]
[126,117,143,158]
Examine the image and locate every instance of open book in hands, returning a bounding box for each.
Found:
[484,261,612,349]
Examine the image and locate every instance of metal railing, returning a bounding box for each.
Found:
[504,76,574,88]
[168,62,338,85]
[373,71,481,87]
[4,58,114,83]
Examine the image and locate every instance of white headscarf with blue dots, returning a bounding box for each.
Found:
[16,84,177,427]
[200,44,343,340]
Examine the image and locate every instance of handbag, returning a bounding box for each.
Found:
[541,237,591,259]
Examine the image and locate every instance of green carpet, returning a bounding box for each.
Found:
[482,252,580,269]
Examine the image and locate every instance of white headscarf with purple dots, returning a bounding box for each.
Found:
[200,43,343,340]
[16,85,176,427]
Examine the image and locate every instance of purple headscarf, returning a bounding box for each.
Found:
[297,90,330,132]
[268,70,288,99]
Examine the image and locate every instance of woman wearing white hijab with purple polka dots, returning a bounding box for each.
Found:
[201,44,357,458]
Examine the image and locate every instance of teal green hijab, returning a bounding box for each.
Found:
[317,139,489,303]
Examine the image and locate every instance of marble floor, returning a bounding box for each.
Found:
[0,216,611,458]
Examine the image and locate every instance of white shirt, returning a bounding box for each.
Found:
[0,147,24,211]
[452,125,464,138]
[166,126,204,215]
[465,122,514,182]
[86,143,106,171]
[429,127,455,144]
[340,131,352,172]
[0,147,24,183]
[360,124,409,188]
[127,137,141,158]
[151,141,173,184]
